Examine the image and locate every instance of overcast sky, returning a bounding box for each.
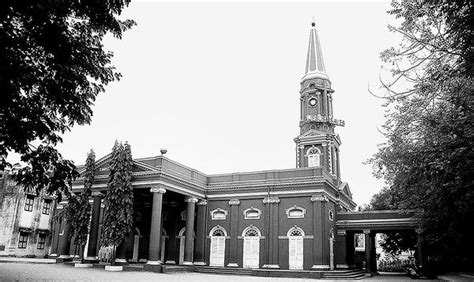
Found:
[39,1,400,206]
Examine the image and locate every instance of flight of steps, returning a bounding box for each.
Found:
[321,269,366,279]
[161,265,196,273]
[195,266,253,276]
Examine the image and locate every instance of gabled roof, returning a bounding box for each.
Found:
[338,182,352,199]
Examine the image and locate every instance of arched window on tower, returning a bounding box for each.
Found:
[306,146,321,167]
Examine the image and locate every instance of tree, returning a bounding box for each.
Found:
[368,0,474,272]
[100,141,134,265]
[366,188,417,257]
[0,1,135,199]
[66,149,95,263]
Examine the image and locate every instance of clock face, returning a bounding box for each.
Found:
[308,97,318,107]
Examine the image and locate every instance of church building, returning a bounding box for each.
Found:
[48,22,418,274]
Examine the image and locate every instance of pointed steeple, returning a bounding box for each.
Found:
[302,19,329,81]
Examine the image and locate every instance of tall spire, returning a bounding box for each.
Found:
[302,19,329,81]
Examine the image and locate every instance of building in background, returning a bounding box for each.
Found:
[0,171,55,257]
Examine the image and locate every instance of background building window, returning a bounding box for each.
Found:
[42,200,51,215]
[37,234,46,250]
[24,195,34,212]
[18,232,28,248]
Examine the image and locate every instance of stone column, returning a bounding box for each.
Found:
[147,186,166,265]
[416,229,423,268]
[58,217,71,259]
[363,229,376,274]
[227,199,240,267]
[334,229,348,269]
[262,196,280,269]
[183,196,198,265]
[311,194,328,269]
[165,203,178,264]
[86,191,102,261]
[336,149,341,179]
[194,199,208,265]
[49,203,62,257]
[346,231,356,268]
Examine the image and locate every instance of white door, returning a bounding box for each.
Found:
[289,237,303,270]
[179,236,185,264]
[209,237,225,266]
[243,237,259,268]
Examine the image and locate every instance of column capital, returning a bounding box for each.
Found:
[185,196,199,203]
[228,199,240,206]
[263,196,280,204]
[56,204,64,210]
[311,194,328,202]
[337,229,346,236]
[150,187,166,194]
[197,199,208,206]
[91,191,104,197]
[362,229,371,235]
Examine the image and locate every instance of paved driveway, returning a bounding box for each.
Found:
[0,262,432,281]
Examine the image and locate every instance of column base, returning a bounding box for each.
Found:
[182,261,194,265]
[227,263,239,267]
[146,260,162,265]
[336,264,349,269]
[311,264,330,270]
[49,253,58,258]
[262,264,280,269]
[194,261,207,266]
[165,260,176,264]
[84,256,99,262]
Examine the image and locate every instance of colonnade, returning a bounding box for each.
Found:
[52,186,206,266]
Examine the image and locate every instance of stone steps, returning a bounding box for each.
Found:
[195,266,253,276]
[322,270,366,279]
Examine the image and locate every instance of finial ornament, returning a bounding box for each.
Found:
[311,17,316,27]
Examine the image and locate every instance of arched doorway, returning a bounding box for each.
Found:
[209,226,227,267]
[178,227,186,265]
[242,225,261,269]
[288,226,304,270]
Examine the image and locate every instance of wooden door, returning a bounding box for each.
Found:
[289,236,303,270]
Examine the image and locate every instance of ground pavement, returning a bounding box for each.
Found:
[0,261,444,281]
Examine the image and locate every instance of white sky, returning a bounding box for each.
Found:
[33,1,401,206]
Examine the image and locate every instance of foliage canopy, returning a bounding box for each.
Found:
[368,0,473,271]
[0,0,134,199]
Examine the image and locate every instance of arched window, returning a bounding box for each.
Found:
[210,208,228,220]
[242,225,261,237]
[286,206,306,219]
[243,207,262,220]
[306,146,321,167]
[209,225,227,237]
[287,226,305,237]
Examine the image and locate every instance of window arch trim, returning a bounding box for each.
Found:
[285,205,306,219]
[241,225,262,237]
[243,207,262,220]
[209,225,228,237]
[210,208,228,220]
[287,226,305,237]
